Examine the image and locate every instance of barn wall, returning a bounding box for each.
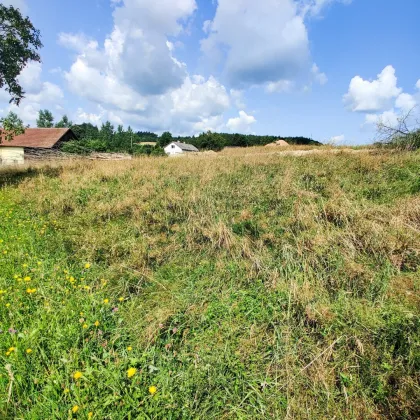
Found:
[0,147,24,165]
[164,143,184,155]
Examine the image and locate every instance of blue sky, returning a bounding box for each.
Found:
[1,0,419,144]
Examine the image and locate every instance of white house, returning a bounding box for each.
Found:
[164,142,199,156]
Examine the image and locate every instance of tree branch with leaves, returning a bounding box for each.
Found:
[0,5,42,105]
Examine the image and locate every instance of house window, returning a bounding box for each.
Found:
[171,145,175,149]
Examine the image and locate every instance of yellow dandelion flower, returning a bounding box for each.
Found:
[22,264,28,268]
[103,299,109,304]
[82,324,88,329]
[24,276,31,282]
[94,321,100,327]
[84,263,91,269]
[72,405,79,413]
[8,347,15,352]
[26,288,37,294]
[5,351,10,356]
[73,371,83,380]
[127,346,132,351]
[127,367,137,378]
[6,303,10,307]
[88,413,93,418]
[37,261,42,265]
[118,297,124,302]
[13,274,18,279]
[26,348,32,354]
[149,386,157,395]
[64,388,70,393]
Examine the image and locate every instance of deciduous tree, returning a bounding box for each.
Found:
[36,109,54,128]
[0,111,25,142]
[0,5,42,105]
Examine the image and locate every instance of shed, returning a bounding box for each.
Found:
[0,128,77,165]
[164,142,199,156]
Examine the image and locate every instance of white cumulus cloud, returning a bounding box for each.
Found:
[395,93,416,112]
[226,110,256,133]
[343,65,402,112]
[201,0,309,88]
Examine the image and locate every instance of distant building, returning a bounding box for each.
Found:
[0,128,77,165]
[164,142,199,156]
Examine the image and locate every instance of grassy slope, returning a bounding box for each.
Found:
[0,149,419,419]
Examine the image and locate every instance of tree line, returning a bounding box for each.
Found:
[32,109,320,155]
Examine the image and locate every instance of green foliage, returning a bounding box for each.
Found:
[70,123,99,140]
[196,130,226,151]
[0,5,42,105]
[159,131,173,147]
[386,130,420,151]
[36,109,54,128]
[55,115,73,128]
[0,111,25,143]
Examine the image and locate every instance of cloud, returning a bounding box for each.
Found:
[17,61,42,94]
[416,79,420,90]
[230,89,245,108]
[61,0,197,99]
[171,75,230,120]
[58,33,99,53]
[64,57,148,112]
[311,63,328,85]
[365,110,399,128]
[226,110,256,133]
[59,0,236,135]
[300,0,352,17]
[266,80,295,94]
[201,0,309,88]
[0,62,63,125]
[202,19,212,34]
[395,93,416,112]
[343,65,402,112]
[74,107,105,125]
[328,134,345,144]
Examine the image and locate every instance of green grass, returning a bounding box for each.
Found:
[0,149,419,419]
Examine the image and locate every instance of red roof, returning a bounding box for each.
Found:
[0,128,75,148]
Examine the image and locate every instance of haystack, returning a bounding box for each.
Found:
[265,139,289,147]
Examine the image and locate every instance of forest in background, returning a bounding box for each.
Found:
[35,110,321,155]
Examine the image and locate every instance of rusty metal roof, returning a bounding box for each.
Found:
[0,128,75,149]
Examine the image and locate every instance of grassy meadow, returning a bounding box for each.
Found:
[0,148,419,419]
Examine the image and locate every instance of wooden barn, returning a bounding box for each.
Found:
[0,128,77,165]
